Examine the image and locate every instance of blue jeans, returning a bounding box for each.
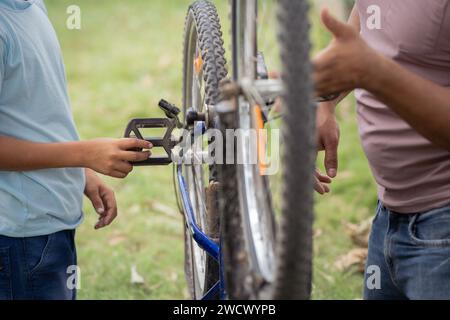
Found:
[0,230,77,300]
[364,202,450,300]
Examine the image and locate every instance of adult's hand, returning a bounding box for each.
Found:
[313,9,380,97]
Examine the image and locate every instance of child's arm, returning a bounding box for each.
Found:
[0,136,151,178]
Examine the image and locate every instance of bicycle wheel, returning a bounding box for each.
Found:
[181,0,227,299]
[219,0,315,299]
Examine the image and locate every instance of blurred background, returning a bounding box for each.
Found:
[45,0,375,299]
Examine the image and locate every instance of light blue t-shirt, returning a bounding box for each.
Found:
[0,0,85,237]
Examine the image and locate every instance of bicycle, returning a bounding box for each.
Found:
[124,0,317,300]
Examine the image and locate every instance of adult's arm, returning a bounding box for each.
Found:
[314,8,450,151]
[366,54,450,150]
[315,5,361,181]
[320,4,360,111]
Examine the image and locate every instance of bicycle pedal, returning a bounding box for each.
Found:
[123,100,181,166]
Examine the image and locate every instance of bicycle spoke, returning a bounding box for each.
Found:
[192,165,208,223]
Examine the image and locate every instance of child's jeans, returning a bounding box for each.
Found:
[0,229,77,300]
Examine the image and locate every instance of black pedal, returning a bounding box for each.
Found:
[123,100,181,166]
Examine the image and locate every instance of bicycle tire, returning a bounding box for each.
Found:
[273,0,315,299]
[219,0,315,300]
[181,0,227,299]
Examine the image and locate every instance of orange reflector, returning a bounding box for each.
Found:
[194,54,203,75]
[254,105,269,176]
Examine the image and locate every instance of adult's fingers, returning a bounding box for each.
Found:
[316,170,332,184]
[314,177,329,195]
[313,71,336,95]
[324,139,339,178]
[313,50,336,73]
[321,8,355,40]
[315,72,357,97]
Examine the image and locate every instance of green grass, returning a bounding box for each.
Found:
[45,0,377,300]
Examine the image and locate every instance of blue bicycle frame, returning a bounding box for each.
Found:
[176,164,226,300]
[125,102,226,299]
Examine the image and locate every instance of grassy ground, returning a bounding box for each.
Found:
[45,0,377,300]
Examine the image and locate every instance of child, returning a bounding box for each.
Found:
[0,0,150,299]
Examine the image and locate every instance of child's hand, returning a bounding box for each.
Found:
[83,138,152,178]
[84,169,118,229]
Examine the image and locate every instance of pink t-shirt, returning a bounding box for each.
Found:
[356,0,450,213]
